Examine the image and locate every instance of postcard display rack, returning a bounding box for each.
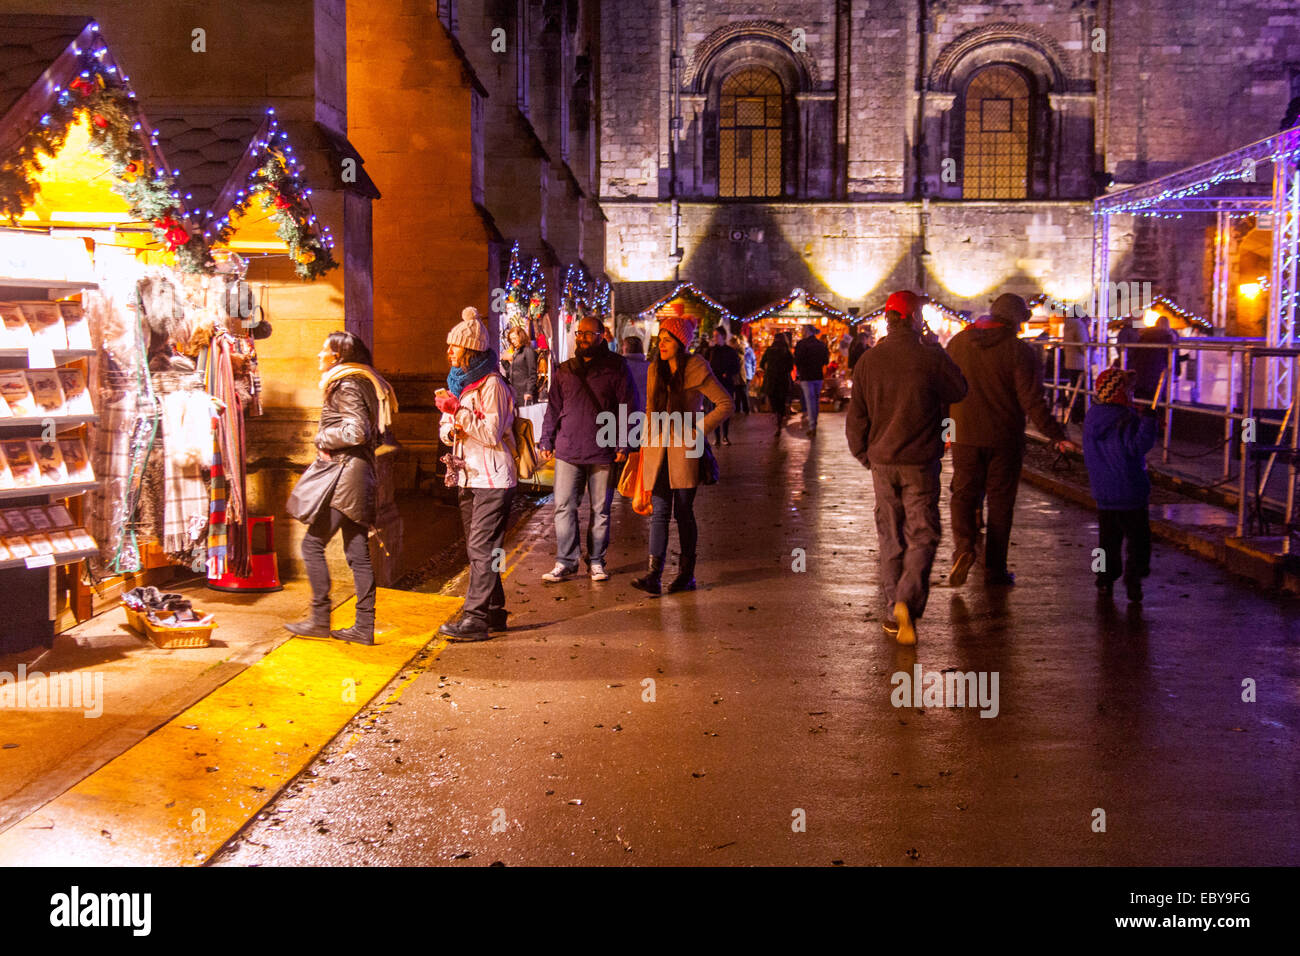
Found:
[0,293,100,651]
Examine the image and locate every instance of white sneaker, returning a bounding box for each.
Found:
[589,563,609,582]
[542,563,573,583]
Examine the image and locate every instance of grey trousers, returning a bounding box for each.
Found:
[870,460,942,619]
[458,486,514,625]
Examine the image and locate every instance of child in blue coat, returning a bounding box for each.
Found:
[1083,367,1159,601]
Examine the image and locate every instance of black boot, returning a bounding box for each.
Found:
[631,556,664,595]
[666,553,696,593]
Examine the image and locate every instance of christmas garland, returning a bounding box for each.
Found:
[0,55,335,281]
[0,66,180,233]
[207,127,338,281]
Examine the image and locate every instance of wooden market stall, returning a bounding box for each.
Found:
[0,18,338,648]
[743,288,851,410]
[631,281,737,352]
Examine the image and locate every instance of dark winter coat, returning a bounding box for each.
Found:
[315,375,379,526]
[502,343,539,405]
[539,348,638,465]
[846,325,968,467]
[794,335,830,381]
[1083,403,1158,510]
[707,342,742,389]
[945,322,1067,448]
[760,347,794,397]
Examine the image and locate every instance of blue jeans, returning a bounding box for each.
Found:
[553,458,615,570]
[800,380,823,427]
[649,466,698,563]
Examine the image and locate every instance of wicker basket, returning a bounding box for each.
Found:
[123,605,216,648]
[123,605,147,635]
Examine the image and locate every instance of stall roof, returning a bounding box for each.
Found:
[630,281,737,321]
[151,110,265,221]
[743,288,848,323]
[0,15,93,132]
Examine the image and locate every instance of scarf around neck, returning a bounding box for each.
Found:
[320,362,399,432]
[447,350,499,398]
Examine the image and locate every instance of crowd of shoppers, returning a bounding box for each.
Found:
[287,289,1159,649]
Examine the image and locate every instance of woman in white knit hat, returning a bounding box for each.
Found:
[435,307,518,641]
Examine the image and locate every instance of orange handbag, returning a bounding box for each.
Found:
[617,449,653,516]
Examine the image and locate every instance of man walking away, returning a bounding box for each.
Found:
[706,325,742,445]
[846,290,968,645]
[538,315,638,583]
[794,324,830,436]
[945,294,1079,588]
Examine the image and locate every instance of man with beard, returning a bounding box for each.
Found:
[538,315,638,583]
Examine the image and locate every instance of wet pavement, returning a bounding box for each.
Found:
[214,410,1300,866]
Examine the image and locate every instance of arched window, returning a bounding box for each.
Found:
[962,65,1030,199]
[719,67,783,198]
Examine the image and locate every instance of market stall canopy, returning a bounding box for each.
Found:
[0,15,183,242]
[151,110,265,225]
[743,287,848,327]
[196,110,339,279]
[744,287,851,355]
[0,15,102,155]
[634,281,737,326]
[0,15,344,281]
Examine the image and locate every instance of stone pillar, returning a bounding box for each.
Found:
[921,92,956,198]
[1048,93,1097,199]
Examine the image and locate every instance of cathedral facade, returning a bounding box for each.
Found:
[598,0,1300,322]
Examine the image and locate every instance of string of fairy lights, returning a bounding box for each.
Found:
[1094,131,1300,220]
[8,24,336,280]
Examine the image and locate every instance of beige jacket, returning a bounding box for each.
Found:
[640,354,734,490]
[438,373,518,489]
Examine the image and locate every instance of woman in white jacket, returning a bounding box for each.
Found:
[435,308,517,641]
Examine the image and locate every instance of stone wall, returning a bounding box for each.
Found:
[599,0,1300,322]
[604,198,1093,316]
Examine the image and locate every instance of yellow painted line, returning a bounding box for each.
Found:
[0,588,461,866]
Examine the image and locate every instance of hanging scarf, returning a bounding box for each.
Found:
[320,362,399,431]
[447,350,499,398]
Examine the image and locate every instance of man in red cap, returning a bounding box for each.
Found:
[945,292,1079,588]
[846,290,968,644]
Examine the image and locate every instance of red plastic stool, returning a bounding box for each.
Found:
[207,514,284,592]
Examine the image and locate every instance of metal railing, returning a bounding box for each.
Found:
[1036,336,1300,539]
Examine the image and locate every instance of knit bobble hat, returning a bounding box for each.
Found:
[1095,366,1136,405]
[658,315,696,350]
[448,307,490,351]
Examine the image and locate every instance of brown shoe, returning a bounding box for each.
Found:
[948,551,975,587]
[285,619,330,638]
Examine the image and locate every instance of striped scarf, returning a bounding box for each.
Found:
[206,333,250,578]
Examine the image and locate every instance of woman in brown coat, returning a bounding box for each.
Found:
[631,315,734,594]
